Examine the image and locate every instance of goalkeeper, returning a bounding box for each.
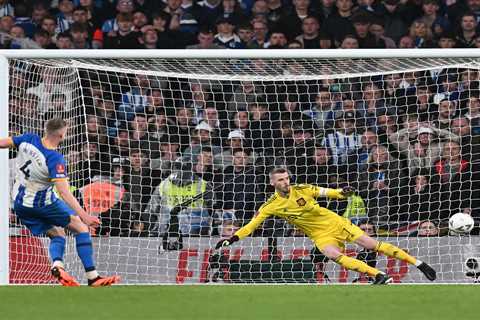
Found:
[216,167,436,284]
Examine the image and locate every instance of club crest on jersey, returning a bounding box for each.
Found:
[296,198,306,206]
[56,164,65,174]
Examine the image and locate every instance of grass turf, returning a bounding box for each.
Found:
[0,285,476,320]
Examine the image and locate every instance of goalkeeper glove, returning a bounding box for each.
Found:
[341,186,356,197]
[215,235,239,249]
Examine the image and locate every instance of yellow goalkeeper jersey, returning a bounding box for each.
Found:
[234,184,346,239]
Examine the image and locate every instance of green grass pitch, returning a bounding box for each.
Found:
[0,285,476,320]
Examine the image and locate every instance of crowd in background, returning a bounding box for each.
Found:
[2,0,480,49]
[8,62,480,238]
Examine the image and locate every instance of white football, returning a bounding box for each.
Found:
[449,213,475,234]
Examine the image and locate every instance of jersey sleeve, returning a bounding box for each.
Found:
[234,206,271,240]
[47,154,68,180]
[11,133,34,148]
[309,185,345,199]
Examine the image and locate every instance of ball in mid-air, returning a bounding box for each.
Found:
[449,213,475,234]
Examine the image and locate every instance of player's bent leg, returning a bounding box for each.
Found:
[321,244,382,279]
[355,234,436,281]
[46,227,66,269]
[67,216,121,286]
[45,227,81,287]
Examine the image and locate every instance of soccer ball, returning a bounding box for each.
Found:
[448,213,475,234]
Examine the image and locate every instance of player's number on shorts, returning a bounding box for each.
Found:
[19,160,32,179]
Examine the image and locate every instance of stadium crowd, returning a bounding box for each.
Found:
[2,0,480,49]
[5,0,480,238]
[8,62,480,238]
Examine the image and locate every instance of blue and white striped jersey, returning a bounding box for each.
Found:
[11,133,67,208]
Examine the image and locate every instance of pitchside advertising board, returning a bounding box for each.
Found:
[8,237,480,284]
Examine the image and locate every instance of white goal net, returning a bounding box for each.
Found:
[5,52,480,284]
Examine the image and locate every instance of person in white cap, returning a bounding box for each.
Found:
[389,123,460,175]
[214,129,256,169]
[182,121,222,165]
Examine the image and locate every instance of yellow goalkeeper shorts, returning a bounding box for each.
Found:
[311,217,365,251]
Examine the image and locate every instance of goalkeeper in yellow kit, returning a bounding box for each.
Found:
[216,167,436,284]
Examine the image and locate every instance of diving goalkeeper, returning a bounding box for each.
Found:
[216,167,436,284]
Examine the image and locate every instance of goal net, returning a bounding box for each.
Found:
[5,53,480,284]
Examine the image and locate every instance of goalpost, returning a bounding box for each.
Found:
[1,49,480,285]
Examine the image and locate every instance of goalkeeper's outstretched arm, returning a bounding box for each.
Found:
[312,185,355,199]
[215,210,270,249]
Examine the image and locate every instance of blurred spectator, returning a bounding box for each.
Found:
[150,135,181,178]
[34,29,56,48]
[213,16,242,48]
[215,148,262,222]
[102,0,135,33]
[305,146,334,186]
[465,97,480,135]
[249,20,269,48]
[437,31,457,48]
[249,102,278,154]
[285,123,316,183]
[416,220,440,237]
[104,13,141,49]
[433,99,458,129]
[56,0,74,33]
[389,124,460,175]
[369,17,396,48]
[139,25,159,49]
[186,27,223,49]
[322,111,361,165]
[268,29,288,48]
[129,113,160,158]
[227,81,266,111]
[294,16,323,49]
[432,140,473,219]
[124,148,157,212]
[118,73,151,120]
[307,88,340,132]
[26,67,73,114]
[456,12,478,48]
[237,23,254,47]
[351,10,386,48]
[398,34,415,48]
[358,144,407,220]
[183,121,222,165]
[69,21,91,48]
[396,170,437,221]
[56,31,74,49]
[0,0,14,17]
[378,0,407,43]
[420,0,449,36]
[193,147,220,182]
[144,164,212,236]
[450,116,480,163]
[169,106,195,151]
[323,0,355,47]
[215,129,253,169]
[409,18,434,48]
[278,0,315,40]
[346,128,378,172]
[2,24,40,48]
[340,34,359,48]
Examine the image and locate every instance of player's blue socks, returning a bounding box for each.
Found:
[49,236,66,263]
[75,232,96,272]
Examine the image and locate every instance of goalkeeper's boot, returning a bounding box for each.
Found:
[372,272,393,285]
[417,262,436,281]
[88,275,121,287]
[51,266,80,287]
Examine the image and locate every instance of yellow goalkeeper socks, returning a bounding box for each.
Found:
[335,255,380,277]
[375,241,417,265]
